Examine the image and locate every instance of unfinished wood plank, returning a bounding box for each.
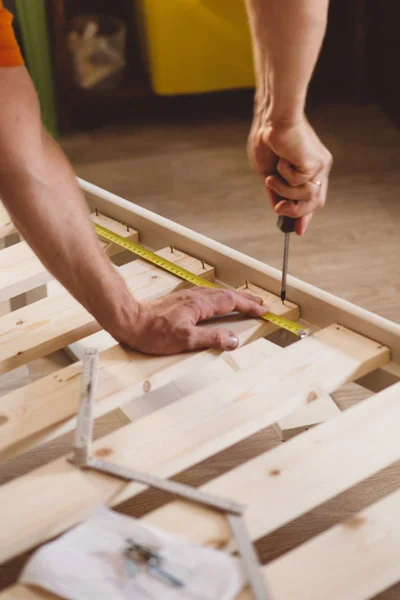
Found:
[0,325,388,563]
[148,378,400,559]
[65,281,298,363]
[261,486,400,600]
[90,211,138,257]
[272,393,340,441]
[236,282,298,341]
[0,233,21,317]
[80,178,400,391]
[120,283,298,421]
[120,283,297,422]
[5,455,400,600]
[0,248,213,375]
[0,202,16,240]
[0,215,138,304]
[0,324,278,461]
[0,286,294,457]
[0,282,297,459]
[0,242,52,304]
[121,335,282,422]
[234,314,379,440]
[13,213,138,317]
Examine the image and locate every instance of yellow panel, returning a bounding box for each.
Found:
[137,0,255,95]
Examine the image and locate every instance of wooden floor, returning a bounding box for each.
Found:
[1,102,399,596]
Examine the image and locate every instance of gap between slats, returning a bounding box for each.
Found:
[0,247,214,375]
[0,283,297,461]
[0,324,388,565]
[0,213,138,305]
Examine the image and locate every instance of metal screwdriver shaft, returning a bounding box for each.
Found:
[277,215,296,303]
[281,232,290,303]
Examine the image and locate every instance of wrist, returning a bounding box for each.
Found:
[254,82,306,129]
[263,98,305,129]
[86,273,140,343]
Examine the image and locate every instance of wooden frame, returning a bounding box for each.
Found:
[0,179,400,599]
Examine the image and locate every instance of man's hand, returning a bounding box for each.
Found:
[248,116,333,235]
[244,0,331,235]
[117,288,267,355]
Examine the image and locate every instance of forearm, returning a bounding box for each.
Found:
[0,68,137,338]
[245,0,329,124]
[0,137,137,333]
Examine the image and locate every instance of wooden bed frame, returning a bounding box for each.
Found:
[0,178,400,599]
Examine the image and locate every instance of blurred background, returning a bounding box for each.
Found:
[6,0,400,321]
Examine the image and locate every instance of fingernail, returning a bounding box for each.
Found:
[227,335,239,350]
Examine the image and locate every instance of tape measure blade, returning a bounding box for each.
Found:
[94,224,307,337]
[95,223,216,287]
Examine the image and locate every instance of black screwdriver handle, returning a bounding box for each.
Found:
[277,215,296,234]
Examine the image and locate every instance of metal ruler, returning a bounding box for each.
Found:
[74,347,98,465]
[70,349,273,599]
[95,223,309,338]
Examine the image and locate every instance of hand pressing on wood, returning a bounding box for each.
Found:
[248,117,333,236]
[0,70,266,358]
[114,287,267,355]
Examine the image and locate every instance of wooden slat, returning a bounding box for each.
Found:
[0,248,214,375]
[141,380,400,600]
[5,477,400,600]
[0,202,16,240]
[0,214,138,304]
[90,212,138,257]
[0,280,297,460]
[80,179,400,391]
[272,393,340,441]
[261,486,400,600]
[119,284,298,422]
[147,379,400,554]
[0,284,296,458]
[0,242,52,304]
[119,335,281,423]
[0,325,388,563]
[0,325,281,462]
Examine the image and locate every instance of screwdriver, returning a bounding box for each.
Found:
[277,215,296,303]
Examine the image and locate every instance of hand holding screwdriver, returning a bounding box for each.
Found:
[248,119,333,235]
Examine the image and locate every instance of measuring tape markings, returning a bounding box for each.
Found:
[95,223,309,338]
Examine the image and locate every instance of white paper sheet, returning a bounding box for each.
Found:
[21,507,244,600]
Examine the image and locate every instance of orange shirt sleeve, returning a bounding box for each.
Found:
[0,0,24,66]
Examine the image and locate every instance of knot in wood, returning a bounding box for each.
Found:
[307,390,319,403]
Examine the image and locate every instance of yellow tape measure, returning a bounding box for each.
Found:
[95,223,309,338]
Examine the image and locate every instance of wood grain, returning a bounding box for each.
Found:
[0,325,388,564]
[0,214,138,304]
[0,308,287,461]
[0,243,50,304]
[260,486,400,599]
[90,211,138,257]
[272,392,340,441]
[0,248,214,375]
[4,481,400,600]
